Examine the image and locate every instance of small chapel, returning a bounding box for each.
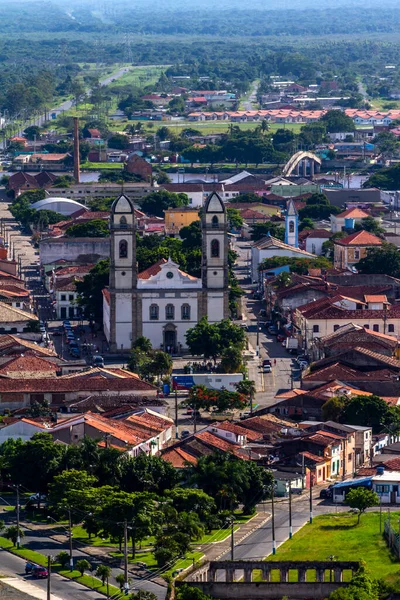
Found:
[103,191,229,353]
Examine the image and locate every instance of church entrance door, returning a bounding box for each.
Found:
[164,329,176,354]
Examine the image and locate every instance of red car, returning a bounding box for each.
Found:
[32,566,48,579]
[276,334,286,342]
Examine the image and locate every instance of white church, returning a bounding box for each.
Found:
[103,192,229,353]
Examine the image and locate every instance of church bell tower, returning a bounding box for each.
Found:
[201,191,229,321]
[285,199,299,248]
[108,194,138,351]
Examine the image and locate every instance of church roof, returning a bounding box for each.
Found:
[138,259,168,280]
[204,191,225,214]
[253,235,316,257]
[286,198,298,216]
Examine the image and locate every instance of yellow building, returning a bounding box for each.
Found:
[334,230,383,270]
[164,207,200,236]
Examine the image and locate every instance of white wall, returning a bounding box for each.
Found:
[115,294,132,350]
[103,295,110,342]
[0,422,44,443]
[207,292,225,321]
[306,237,327,256]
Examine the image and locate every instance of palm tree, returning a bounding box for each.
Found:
[261,119,269,133]
[76,559,91,577]
[4,525,24,546]
[235,379,257,414]
[96,564,111,586]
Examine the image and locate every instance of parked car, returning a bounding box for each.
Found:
[263,363,272,373]
[268,326,278,335]
[240,411,251,420]
[298,361,309,371]
[32,566,48,579]
[92,355,104,368]
[181,429,191,439]
[319,486,333,499]
[277,334,286,342]
[25,562,36,574]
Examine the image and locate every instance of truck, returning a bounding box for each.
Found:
[285,337,299,352]
[172,374,244,392]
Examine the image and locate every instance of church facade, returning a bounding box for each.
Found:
[103,192,229,353]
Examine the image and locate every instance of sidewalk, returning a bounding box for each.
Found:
[0,577,64,600]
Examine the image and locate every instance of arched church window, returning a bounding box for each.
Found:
[166,304,175,320]
[211,239,220,258]
[289,220,295,233]
[119,239,128,258]
[212,215,219,228]
[181,304,191,320]
[150,304,159,320]
[120,216,127,229]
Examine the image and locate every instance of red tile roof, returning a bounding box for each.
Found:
[334,230,383,246]
[0,355,58,378]
[364,295,388,303]
[161,447,198,468]
[303,362,396,382]
[209,421,263,442]
[336,208,370,219]
[138,259,167,280]
[195,431,249,458]
[298,451,327,464]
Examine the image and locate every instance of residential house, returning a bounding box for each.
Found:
[304,229,332,255]
[323,188,381,208]
[164,207,200,236]
[330,208,372,234]
[0,367,158,411]
[0,417,52,443]
[53,277,82,320]
[313,323,399,361]
[0,304,38,334]
[294,296,400,351]
[333,230,383,270]
[251,236,316,283]
[0,334,57,358]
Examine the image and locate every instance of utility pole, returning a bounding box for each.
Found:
[68,508,73,571]
[47,555,51,600]
[271,488,276,555]
[309,474,313,524]
[124,520,129,595]
[230,516,234,560]
[175,389,179,439]
[288,480,292,539]
[16,484,20,548]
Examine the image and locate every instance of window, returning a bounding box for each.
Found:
[182,304,191,320]
[15,302,20,307]
[289,220,295,233]
[119,239,128,258]
[334,325,340,331]
[211,239,220,257]
[348,453,352,461]
[312,243,316,254]
[120,216,127,229]
[373,324,379,332]
[376,485,390,494]
[212,215,219,228]
[69,295,74,301]
[312,324,319,333]
[61,294,66,301]
[354,249,360,260]
[388,324,395,333]
[166,304,174,320]
[149,304,159,320]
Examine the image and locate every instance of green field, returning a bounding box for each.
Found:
[107,66,167,90]
[263,512,400,588]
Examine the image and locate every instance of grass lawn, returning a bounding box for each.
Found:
[107,66,167,90]
[263,512,400,588]
[81,162,123,170]
[196,526,239,544]
[234,511,255,524]
[71,526,116,548]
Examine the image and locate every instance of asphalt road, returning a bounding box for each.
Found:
[0,549,105,600]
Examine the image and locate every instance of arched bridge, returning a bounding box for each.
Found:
[282,151,322,177]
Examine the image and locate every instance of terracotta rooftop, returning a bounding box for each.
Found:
[0,355,58,378]
[364,295,389,303]
[195,430,250,458]
[334,230,383,246]
[0,335,57,357]
[161,447,198,468]
[299,450,328,464]
[0,304,38,323]
[138,259,167,280]
[336,208,370,219]
[303,362,397,382]
[209,421,263,442]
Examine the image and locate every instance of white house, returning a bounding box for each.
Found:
[0,418,50,443]
[251,236,316,282]
[330,208,373,234]
[305,229,332,255]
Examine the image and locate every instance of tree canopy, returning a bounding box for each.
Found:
[185,318,246,363]
[65,219,109,238]
[357,243,400,277]
[140,190,189,217]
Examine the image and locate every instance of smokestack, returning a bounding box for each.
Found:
[73,117,80,183]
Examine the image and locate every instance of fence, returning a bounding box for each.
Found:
[384,518,400,559]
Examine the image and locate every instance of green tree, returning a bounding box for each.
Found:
[299,217,315,231]
[340,394,393,433]
[95,564,111,586]
[356,243,400,277]
[76,559,91,577]
[354,216,384,236]
[108,134,129,149]
[185,318,245,364]
[4,525,24,546]
[364,163,400,190]
[234,379,256,403]
[346,488,378,524]
[8,433,64,497]
[56,551,70,569]
[188,386,247,413]
[23,125,41,140]
[176,584,214,600]
[167,489,216,522]
[220,346,243,373]
[49,469,97,510]
[120,454,179,494]
[180,220,201,249]
[226,208,243,230]
[250,222,285,241]
[322,395,347,422]
[191,453,273,513]
[76,259,110,322]
[66,219,109,238]
[130,591,158,600]
[156,126,171,141]
[140,190,189,217]
[321,110,355,133]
